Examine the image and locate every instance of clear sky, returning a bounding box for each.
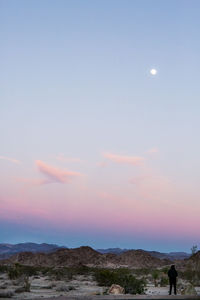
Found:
[1,0,200,252]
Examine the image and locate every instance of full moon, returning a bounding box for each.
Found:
[150,68,157,75]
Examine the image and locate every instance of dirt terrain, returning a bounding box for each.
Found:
[0,271,200,299]
[0,248,199,299]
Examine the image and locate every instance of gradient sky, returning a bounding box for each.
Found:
[1,0,200,252]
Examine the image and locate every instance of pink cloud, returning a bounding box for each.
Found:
[55,154,83,163]
[36,160,82,184]
[96,160,108,168]
[146,147,159,154]
[103,152,144,166]
[0,155,21,164]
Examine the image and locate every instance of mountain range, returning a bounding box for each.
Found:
[97,248,190,260]
[0,246,172,268]
[0,243,190,261]
[0,243,63,260]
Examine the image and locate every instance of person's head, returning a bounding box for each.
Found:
[171,265,175,270]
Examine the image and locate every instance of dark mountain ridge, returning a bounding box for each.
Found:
[0,242,65,260]
[0,243,190,264]
[0,246,172,268]
[97,248,190,260]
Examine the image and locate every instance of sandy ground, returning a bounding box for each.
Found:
[0,273,200,299]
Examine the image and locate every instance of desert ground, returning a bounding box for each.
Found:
[0,267,200,299]
[0,247,200,299]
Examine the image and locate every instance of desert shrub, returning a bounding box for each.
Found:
[95,269,118,286]
[51,269,66,281]
[41,267,52,275]
[182,268,195,283]
[74,265,92,275]
[21,265,38,277]
[133,268,152,276]
[0,265,8,273]
[94,268,145,294]
[151,270,160,287]
[8,264,39,279]
[47,265,94,281]
[122,275,145,294]
[161,267,169,274]
[8,265,21,280]
[181,268,200,285]
[47,267,74,281]
[64,265,93,277]
[160,276,168,287]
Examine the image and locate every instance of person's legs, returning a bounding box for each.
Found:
[174,281,177,295]
[169,280,172,295]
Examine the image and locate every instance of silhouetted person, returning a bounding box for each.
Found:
[168,265,178,295]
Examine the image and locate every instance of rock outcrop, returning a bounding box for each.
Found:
[186,251,200,270]
[108,284,125,294]
[117,249,170,268]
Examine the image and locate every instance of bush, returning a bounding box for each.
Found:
[161,267,169,275]
[133,268,152,276]
[8,264,39,279]
[183,268,195,283]
[48,268,73,281]
[152,270,160,287]
[160,276,168,287]
[8,266,21,280]
[94,268,145,294]
[20,265,38,277]
[181,268,200,285]
[95,269,117,287]
[0,265,8,273]
[46,265,94,281]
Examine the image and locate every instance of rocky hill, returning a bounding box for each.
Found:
[0,243,189,262]
[185,251,200,270]
[97,248,190,260]
[148,250,190,260]
[1,246,172,268]
[116,249,171,268]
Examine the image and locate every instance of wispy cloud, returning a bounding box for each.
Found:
[36,160,82,184]
[55,154,83,163]
[146,147,159,154]
[103,152,144,166]
[0,155,21,164]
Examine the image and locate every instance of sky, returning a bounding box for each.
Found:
[1,0,200,252]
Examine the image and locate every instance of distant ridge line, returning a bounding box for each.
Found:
[0,242,190,261]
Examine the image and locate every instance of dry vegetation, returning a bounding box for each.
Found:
[0,263,200,298]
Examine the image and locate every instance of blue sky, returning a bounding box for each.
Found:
[0,0,200,252]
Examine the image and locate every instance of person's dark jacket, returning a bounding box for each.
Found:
[168,265,178,282]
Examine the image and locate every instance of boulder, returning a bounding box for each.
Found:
[108,284,125,294]
[181,283,197,295]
